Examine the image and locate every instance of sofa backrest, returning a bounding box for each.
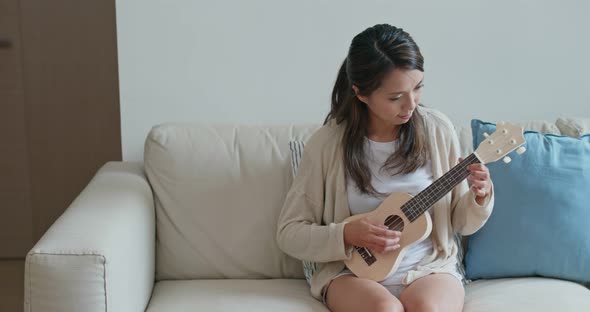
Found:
[144,123,319,280]
[143,117,586,281]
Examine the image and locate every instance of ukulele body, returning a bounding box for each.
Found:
[343,192,432,281]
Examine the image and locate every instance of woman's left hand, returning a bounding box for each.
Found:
[459,157,493,201]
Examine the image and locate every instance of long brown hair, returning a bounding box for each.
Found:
[324,24,428,196]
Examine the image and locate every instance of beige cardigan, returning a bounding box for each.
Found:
[276,106,494,300]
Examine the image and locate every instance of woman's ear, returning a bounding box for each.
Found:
[352,85,368,105]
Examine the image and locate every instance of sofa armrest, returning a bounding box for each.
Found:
[24,161,155,312]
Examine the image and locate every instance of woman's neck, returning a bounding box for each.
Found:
[367,120,400,142]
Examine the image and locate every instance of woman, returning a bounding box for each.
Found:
[276,24,494,312]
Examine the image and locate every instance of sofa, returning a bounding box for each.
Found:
[24,116,590,311]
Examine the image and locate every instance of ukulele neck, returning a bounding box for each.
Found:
[401,153,481,222]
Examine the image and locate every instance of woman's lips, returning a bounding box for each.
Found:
[399,114,412,120]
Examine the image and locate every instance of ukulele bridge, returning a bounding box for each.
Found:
[355,246,377,266]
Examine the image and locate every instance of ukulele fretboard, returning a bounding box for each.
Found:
[401,153,480,222]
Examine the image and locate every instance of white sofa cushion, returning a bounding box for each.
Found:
[464,277,590,311]
[556,117,590,137]
[144,123,319,280]
[144,277,590,311]
[146,279,328,312]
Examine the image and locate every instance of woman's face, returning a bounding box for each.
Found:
[353,68,424,128]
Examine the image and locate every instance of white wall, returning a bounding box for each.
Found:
[116,0,590,161]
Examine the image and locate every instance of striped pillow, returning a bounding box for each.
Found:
[288,140,305,179]
[288,140,317,285]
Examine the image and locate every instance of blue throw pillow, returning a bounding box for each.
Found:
[465,119,590,283]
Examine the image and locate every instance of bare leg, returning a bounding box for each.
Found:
[325,275,404,312]
[399,273,464,312]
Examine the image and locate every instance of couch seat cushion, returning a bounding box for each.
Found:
[145,277,590,312]
[146,279,328,311]
[464,277,590,311]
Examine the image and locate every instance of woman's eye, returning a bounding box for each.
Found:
[415,83,425,90]
[390,97,401,102]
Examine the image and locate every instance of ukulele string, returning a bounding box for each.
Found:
[382,154,479,230]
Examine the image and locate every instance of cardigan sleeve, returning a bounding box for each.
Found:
[446,117,495,235]
[424,107,495,235]
[276,130,352,263]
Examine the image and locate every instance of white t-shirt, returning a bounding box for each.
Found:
[346,138,434,286]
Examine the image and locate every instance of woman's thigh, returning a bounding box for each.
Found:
[399,273,465,312]
[326,275,404,312]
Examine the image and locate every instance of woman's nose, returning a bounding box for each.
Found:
[404,93,417,110]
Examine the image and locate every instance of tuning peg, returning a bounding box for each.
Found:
[516,146,526,155]
[503,156,512,164]
[483,132,490,138]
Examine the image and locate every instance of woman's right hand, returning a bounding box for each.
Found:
[343,217,402,254]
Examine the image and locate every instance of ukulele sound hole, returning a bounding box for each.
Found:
[384,215,404,232]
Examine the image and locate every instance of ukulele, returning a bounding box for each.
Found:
[343,122,526,281]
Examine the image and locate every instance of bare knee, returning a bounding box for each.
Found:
[403,297,465,312]
[326,275,405,312]
[327,288,403,312]
[372,297,404,312]
[403,300,438,312]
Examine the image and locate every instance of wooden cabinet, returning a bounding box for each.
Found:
[0,0,121,258]
[0,0,33,258]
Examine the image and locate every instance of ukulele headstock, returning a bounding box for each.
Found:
[474,122,526,164]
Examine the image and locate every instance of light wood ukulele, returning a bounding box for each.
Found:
[343,122,526,281]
